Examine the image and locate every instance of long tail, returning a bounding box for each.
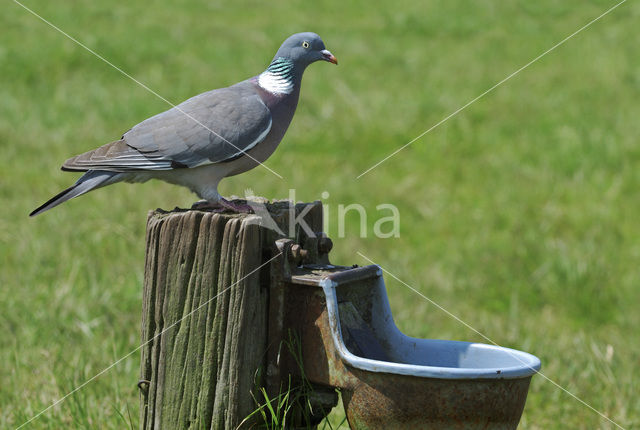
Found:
[30,170,122,217]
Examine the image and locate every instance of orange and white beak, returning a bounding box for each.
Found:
[321,49,338,65]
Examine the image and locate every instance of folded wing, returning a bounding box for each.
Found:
[63,83,272,172]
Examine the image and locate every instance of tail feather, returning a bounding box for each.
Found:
[30,171,121,217]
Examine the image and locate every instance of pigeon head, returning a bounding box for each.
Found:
[273,32,338,68]
[258,32,336,94]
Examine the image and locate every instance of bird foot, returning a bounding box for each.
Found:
[191,200,226,212]
[219,198,254,213]
[191,199,254,214]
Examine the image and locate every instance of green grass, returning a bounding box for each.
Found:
[1,0,639,428]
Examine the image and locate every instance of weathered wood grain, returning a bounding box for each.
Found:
[140,202,323,430]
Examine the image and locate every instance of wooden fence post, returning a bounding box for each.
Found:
[138,201,328,429]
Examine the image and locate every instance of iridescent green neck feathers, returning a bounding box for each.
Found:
[258,57,295,95]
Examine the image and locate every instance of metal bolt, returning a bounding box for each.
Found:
[290,244,308,262]
[318,237,333,254]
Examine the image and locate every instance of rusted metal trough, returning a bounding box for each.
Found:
[272,238,540,430]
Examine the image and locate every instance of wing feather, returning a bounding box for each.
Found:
[62,81,272,172]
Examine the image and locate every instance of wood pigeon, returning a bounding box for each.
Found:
[30,32,337,216]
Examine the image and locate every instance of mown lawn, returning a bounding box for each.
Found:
[1,0,638,428]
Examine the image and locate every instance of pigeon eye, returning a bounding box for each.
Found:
[302,41,310,49]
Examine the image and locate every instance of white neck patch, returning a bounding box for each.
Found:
[258,71,294,95]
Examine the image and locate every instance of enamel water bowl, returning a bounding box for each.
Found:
[284,264,540,430]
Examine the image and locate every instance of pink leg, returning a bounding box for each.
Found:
[218,198,254,213]
[191,198,254,213]
[191,200,226,212]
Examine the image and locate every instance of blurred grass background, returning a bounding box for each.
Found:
[1,0,639,428]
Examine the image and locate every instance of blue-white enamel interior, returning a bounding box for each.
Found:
[320,268,541,380]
